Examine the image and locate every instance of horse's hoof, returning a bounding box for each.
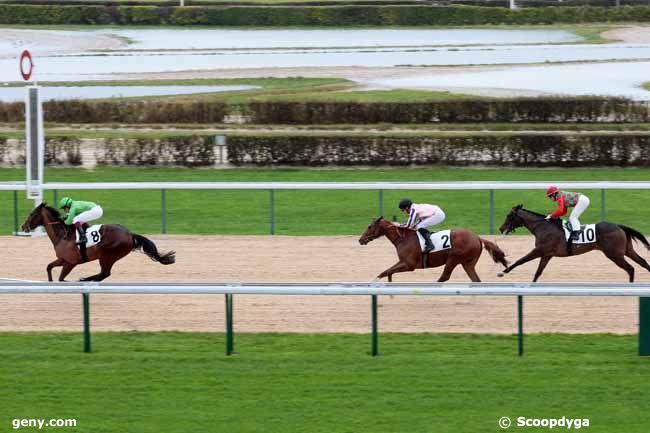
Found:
[497,272,505,278]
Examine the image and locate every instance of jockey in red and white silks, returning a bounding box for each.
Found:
[545,186,590,240]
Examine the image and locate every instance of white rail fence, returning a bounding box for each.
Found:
[4,181,650,235]
[2,282,650,357]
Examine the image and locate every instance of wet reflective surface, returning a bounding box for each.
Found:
[1,27,649,99]
[366,61,650,100]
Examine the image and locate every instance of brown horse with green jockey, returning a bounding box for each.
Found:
[358,216,508,282]
[22,203,175,282]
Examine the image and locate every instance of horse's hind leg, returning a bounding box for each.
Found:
[81,258,114,281]
[626,247,650,273]
[461,262,481,282]
[605,254,635,283]
[438,259,459,282]
[81,246,131,282]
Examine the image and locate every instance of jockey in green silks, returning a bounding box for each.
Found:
[59,197,103,245]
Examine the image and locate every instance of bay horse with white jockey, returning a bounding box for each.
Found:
[358,216,508,282]
[499,205,650,282]
[22,203,176,282]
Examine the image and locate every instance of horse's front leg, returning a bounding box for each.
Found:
[58,262,76,282]
[46,258,64,282]
[377,261,415,281]
[500,249,542,276]
[533,256,552,282]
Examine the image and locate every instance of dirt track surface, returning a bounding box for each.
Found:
[602,26,650,43]
[1,235,648,334]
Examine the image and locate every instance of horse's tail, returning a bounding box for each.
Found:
[480,238,509,267]
[618,224,650,251]
[132,234,176,265]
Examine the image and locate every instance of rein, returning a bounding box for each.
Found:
[41,208,69,239]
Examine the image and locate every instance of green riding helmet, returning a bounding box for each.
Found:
[59,197,73,209]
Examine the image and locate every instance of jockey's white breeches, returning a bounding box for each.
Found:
[72,206,103,225]
[569,195,589,229]
[416,209,446,229]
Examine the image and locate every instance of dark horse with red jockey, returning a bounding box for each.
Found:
[499,205,650,282]
[22,203,176,282]
[359,216,508,282]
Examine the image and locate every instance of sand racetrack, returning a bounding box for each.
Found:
[1,234,648,334]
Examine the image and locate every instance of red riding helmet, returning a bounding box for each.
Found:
[546,186,559,197]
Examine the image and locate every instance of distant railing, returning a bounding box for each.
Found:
[4,181,650,235]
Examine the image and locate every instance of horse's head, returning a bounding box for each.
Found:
[21,203,63,232]
[359,217,391,245]
[22,203,46,232]
[499,204,525,235]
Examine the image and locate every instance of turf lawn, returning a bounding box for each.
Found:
[1,167,650,235]
[1,332,649,433]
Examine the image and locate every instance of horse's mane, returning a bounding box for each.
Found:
[377,217,415,235]
[41,203,65,222]
[516,205,563,230]
[517,206,546,218]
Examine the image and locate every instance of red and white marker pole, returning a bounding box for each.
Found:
[21,50,44,210]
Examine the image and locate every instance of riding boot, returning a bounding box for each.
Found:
[570,231,581,241]
[418,228,435,253]
[76,225,88,263]
[76,225,87,245]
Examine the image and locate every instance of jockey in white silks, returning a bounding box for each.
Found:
[398,198,446,253]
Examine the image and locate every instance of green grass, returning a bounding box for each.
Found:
[0,77,356,103]
[568,24,615,44]
[0,76,473,103]
[253,88,478,102]
[643,81,650,91]
[2,167,650,235]
[1,332,649,433]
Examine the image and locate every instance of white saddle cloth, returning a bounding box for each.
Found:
[75,224,102,247]
[562,222,597,244]
[416,229,452,253]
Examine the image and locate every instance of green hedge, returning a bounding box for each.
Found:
[0,136,216,167]
[2,4,650,25]
[45,136,83,166]
[0,100,228,124]
[1,98,645,124]
[227,134,650,166]
[5,134,650,167]
[245,99,650,124]
[96,136,215,167]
